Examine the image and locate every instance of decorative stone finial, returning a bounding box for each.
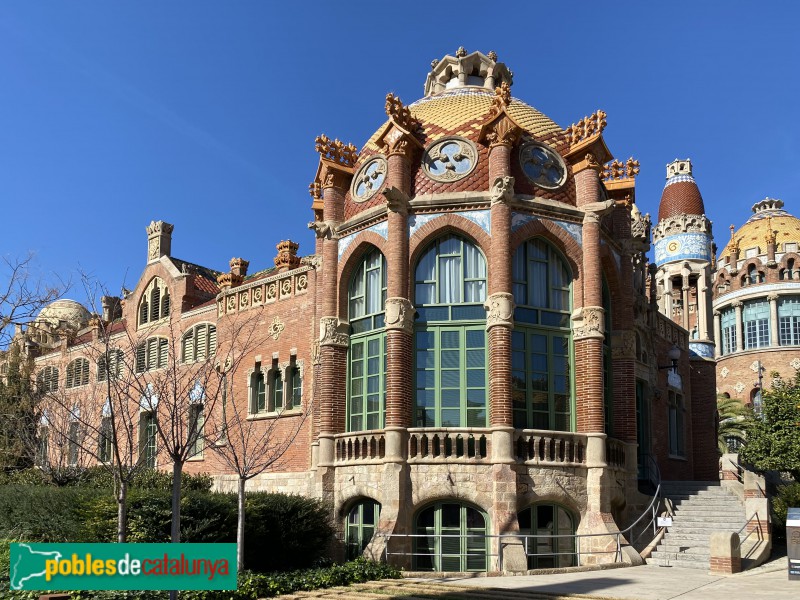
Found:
[487,50,498,61]
[565,110,607,148]
[424,49,512,96]
[430,58,439,69]
[602,157,640,181]
[385,93,418,131]
[455,46,467,58]
[309,181,322,201]
[274,240,301,272]
[314,134,358,167]
[146,220,174,263]
[729,225,740,253]
[229,257,249,277]
[666,158,692,178]
[765,216,777,246]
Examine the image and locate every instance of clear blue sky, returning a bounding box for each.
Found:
[2,1,799,307]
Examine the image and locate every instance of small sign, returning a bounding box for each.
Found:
[657,517,673,527]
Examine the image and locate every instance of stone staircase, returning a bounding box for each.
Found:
[648,481,746,570]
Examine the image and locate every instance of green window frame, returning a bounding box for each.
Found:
[140,412,157,468]
[415,326,487,427]
[668,391,685,457]
[511,330,571,430]
[779,296,800,346]
[251,370,266,414]
[271,369,284,412]
[348,249,387,432]
[288,365,302,409]
[414,502,488,572]
[346,499,381,560]
[348,333,386,431]
[187,403,204,458]
[518,503,576,568]
[721,307,737,355]
[511,238,574,431]
[99,416,113,463]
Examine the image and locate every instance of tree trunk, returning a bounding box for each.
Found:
[237,477,246,573]
[117,479,128,543]
[171,461,183,543]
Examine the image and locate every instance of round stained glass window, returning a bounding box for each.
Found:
[422,137,478,183]
[519,141,566,190]
[351,156,387,202]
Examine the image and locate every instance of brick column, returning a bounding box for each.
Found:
[383,140,415,461]
[612,221,636,444]
[734,301,744,351]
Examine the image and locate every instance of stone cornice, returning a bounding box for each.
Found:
[216,265,313,301]
[713,282,800,309]
[652,212,713,242]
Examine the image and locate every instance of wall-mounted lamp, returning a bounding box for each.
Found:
[658,344,682,373]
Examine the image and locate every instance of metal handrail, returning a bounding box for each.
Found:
[735,512,763,550]
[727,457,745,483]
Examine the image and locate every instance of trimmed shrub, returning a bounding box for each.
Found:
[243,493,334,572]
[0,485,102,542]
[0,467,213,492]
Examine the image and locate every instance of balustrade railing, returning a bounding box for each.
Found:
[407,428,490,462]
[606,438,626,469]
[514,430,587,466]
[334,430,386,463]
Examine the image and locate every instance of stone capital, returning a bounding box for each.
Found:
[384,298,414,333]
[383,186,411,215]
[732,301,743,309]
[484,292,515,329]
[319,316,350,348]
[490,175,515,205]
[767,292,779,302]
[572,306,605,340]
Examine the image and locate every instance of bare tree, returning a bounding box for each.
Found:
[206,357,311,572]
[0,254,64,349]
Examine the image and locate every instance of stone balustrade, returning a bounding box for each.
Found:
[407,428,491,463]
[514,430,587,466]
[605,437,626,469]
[334,430,386,464]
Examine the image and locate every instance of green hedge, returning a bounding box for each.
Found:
[0,466,213,491]
[0,486,333,571]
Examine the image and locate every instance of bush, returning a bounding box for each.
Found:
[243,493,334,572]
[0,486,102,542]
[774,482,800,528]
[0,467,213,492]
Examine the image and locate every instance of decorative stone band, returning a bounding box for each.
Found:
[572,306,605,340]
[652,212,712,240]
[611,330,636,360]
[384,297,414,333]
[484,292,515,329]
[490,175,515,205]
[319,316,350,348]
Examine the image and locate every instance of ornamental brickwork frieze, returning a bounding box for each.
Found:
[652,213,713,241]
[611,330,636,360]
[319,316,350,347]
[384,298,414,333]
[571,306,605,340]
[218,266,311,316]
[484,293,515,329]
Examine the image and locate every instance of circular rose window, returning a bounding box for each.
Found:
[351,156,387,202]
[519,141,566,190]
[422,137,478,183]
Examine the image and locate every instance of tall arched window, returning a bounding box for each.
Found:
[37,366,59,393]
[518,503,577,568]
[135,337,169,372]
[98,349,124,381]
[511,238,573,431]
[414,502,487,572]
[414,235,487,428]
[348,249,387,432]
[138,278,171,326]
[346,499,381,560]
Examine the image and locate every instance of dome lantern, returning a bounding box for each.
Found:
[423,48,512,97]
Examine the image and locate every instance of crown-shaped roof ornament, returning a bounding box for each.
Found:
[666,158,693,178]
[424,48,512,97]
[752,197,784,214]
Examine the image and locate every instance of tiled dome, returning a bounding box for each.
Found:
[719,198,800,259]
[658,159,706,221]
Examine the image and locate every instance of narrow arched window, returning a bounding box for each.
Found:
[511,238,573,431]
[181,323,217,363]
[37,366,59,393]
[414,235,487,428]
[98,349,124,381]
[348,248,387,432]
[135,337,169,372]
[138,278,170,326]
[346,499,381,560]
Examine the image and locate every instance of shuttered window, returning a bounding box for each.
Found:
[136,337,168,372]
[138,278,171,326]
[181,324,217,363]
[66,358,90,388]
[37,366,59,392]
[98,349,124,382]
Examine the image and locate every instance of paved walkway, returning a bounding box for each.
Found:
[278,558,797,600]
[429,557,796,600]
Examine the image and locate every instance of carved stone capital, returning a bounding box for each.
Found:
[383,186,411,215]
[732,301,743,309]
[321,168,352,191]
[572,306,605,340]
[484,293,515,329]
[767,293,780,302]
[484,115,522,148]
[384,298,414,333]
[490,175,515,205]
[319,317,350,348]
[611,330,636,360]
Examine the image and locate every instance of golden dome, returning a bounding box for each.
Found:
[363,87,563,152]
[720,198,800,258]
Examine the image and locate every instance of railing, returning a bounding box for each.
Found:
[606,438,626,469]
[334,430,385,463]
[514,430,587,466]
[407,428,490,463]
[735,512,764,551]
